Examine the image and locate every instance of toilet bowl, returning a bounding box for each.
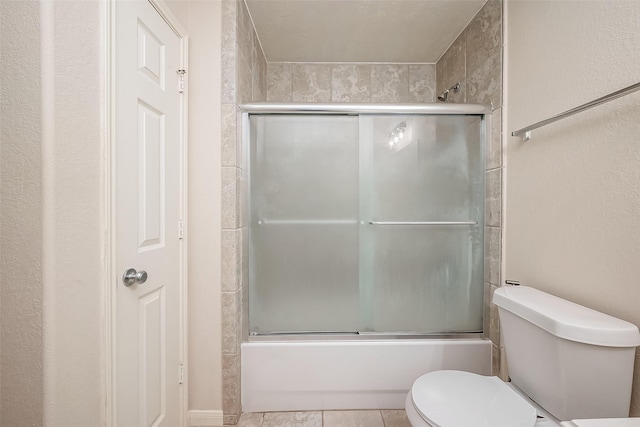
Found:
[406,370,640,427]
[405,286,640,427]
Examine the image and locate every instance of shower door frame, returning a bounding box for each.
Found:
[240,103,492,340]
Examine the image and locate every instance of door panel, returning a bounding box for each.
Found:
[115,1,182,425]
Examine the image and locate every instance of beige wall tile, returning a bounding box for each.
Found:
[224,415,239,425]
[236,0,252,65]
[262,412,322,427]
[221,104,237,167]
[221,0,237,104]
[221,43,237,105]
[466,51,502,109]
[267,63,292,102]
[292,64,331,102]
[466,0,502,74]
[222,0,236,44]
[252,75,265,102]
[499,346,509,381]
[237,50,253,105]
[222,167,240,229]
[486,168,501,227]
[221,229,241,292]
[492,343,500,376]
[331,64,371,102]
[256,48,267,98]
[371,64,409,102]
[237,288,244,344]
[436,34,466,97]
[250,29,260,78]
[324,410,384,427]
[380,410,411,427]
[222,353,240,419]
[485,226,501,286]
[408,64,436,103]
[487,108,502,169]
[483,281,491,338]
[489,284,501,346]
[222,291,240,354]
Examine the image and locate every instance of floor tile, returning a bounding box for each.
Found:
[238,412,264,427]
[381,410,412,427]
[262,411,322,427]
[323,410,384,427]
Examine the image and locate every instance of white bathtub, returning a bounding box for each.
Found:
[241,338,492,412]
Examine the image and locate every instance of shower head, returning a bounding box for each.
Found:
[437,82,460,102]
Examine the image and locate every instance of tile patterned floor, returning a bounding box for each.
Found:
[237,410,412,427]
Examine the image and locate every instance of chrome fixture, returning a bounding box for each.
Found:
[512,80,640,140]
[437,82,461,102]
[122,268,148,287]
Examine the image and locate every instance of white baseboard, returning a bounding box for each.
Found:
[188,410,224,426]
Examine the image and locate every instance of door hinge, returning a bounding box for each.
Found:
[179,364,184,384]
[178,220,185,239]
[177,69,186,93]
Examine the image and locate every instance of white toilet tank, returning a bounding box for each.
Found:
[493,286,640,422]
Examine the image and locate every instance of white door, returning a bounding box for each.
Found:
[115,1,183,425]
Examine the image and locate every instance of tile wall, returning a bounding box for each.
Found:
[435,0,505,379]
[266,63,436,103]
[220,0,505,423]
[221,0,266,424]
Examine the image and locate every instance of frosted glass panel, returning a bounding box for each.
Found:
[248,113,485,335]
[249,115,360,333]
[359,115,484,333]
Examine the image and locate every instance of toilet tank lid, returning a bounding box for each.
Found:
[493,286,640,347]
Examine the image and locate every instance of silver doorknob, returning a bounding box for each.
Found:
[122,268,148,287]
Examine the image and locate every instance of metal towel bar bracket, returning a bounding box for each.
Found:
[512,81,640,141]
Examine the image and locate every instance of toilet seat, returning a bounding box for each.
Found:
[409,370,537,427]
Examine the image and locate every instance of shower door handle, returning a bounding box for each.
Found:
[368,220,478,226]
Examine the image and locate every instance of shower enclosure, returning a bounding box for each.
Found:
[246,104,487,337]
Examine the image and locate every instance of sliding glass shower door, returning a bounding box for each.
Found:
[249,116,361,333]
[248,113,484,335]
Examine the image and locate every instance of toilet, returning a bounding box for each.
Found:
[405,285,640,427]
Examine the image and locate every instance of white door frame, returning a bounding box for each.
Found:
[104,1,189,425]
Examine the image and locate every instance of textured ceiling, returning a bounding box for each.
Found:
[245,0,487,64]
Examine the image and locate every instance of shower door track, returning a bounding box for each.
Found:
[240,102,490,115]
[248,331,484,342]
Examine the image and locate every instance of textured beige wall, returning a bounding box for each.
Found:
[0,1,44,424]
[187,0,224,415]
[1,0,104,424]
[41,1,104,423]
[504,0,640,416]
[1,1,227,425]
